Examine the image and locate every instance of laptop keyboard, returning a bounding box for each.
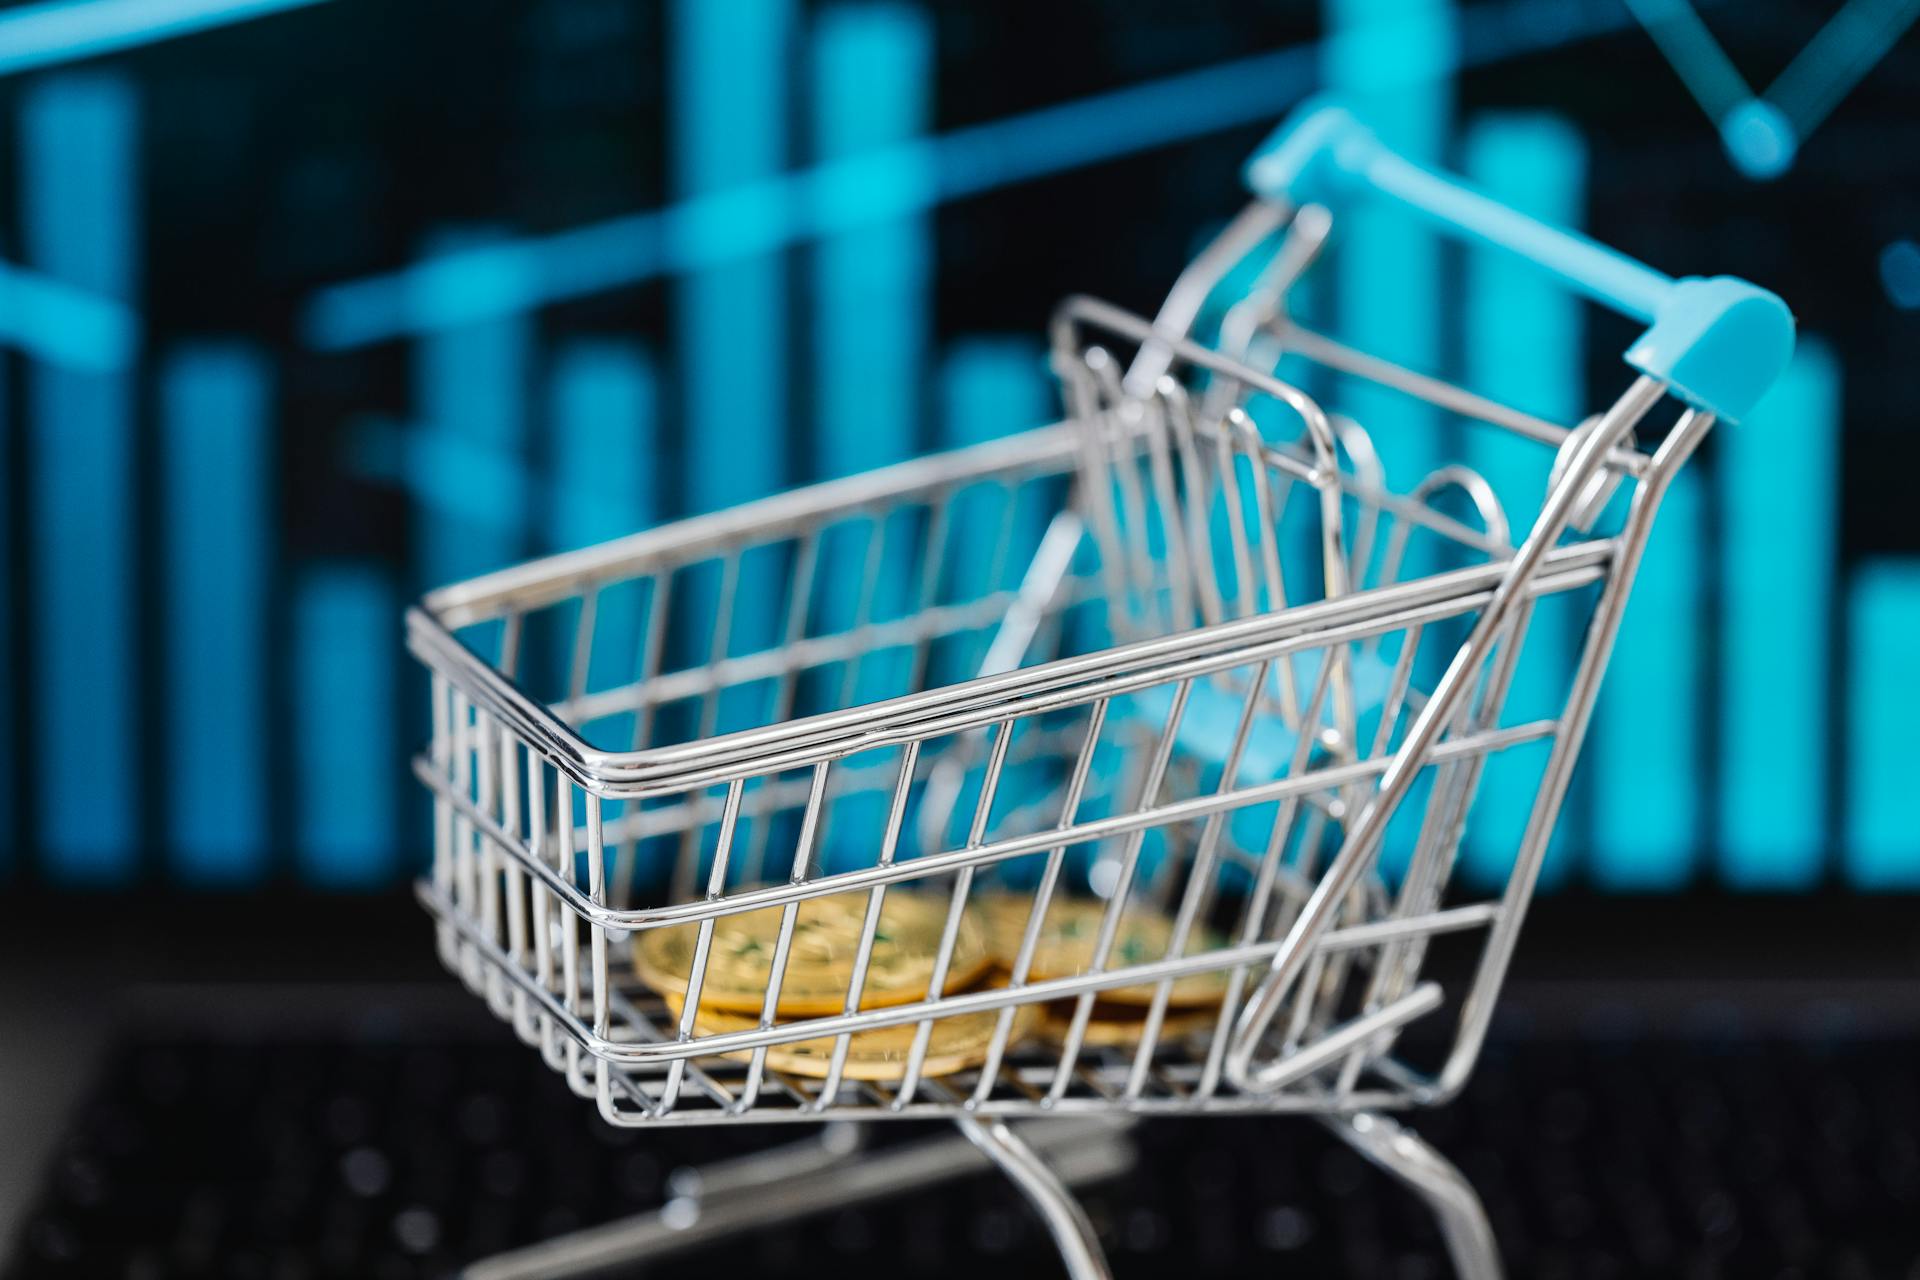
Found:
[7,1021,1919,1278]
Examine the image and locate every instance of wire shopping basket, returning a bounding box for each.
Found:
[407,102,1794,1280]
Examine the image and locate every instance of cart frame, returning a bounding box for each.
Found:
[407,103,1793,1279]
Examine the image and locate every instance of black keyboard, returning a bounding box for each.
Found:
[8,1019,1920,1278]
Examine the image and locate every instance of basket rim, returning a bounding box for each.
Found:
[408,535,1615,797]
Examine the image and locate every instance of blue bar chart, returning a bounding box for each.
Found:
[22,72,139,883]
[0,0,1912,899]
[1845,559,1920,889]
[547,340,657,552]
[1719,338,1838,889]
[1459,111,1586,890]
[293,563,399,888]
[810,4,931,484]
[672,0,791,517]
[1319,0,1458,879]
[1,302,10,875]
[1591,468,1706,891]
[162,344,273,884]
[665,0,793,732]
[413,229,531,592]
[547,339,658,700]
[811,4,932,707]
[1322,0,1455,496]
[937,337,1051,682]
[940,339,1051,452]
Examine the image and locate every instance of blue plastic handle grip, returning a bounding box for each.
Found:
[1244,101,1796,424]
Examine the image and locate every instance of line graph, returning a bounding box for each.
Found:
[0,0,331,78]
[1626,0,1920,178]
[302,0,1646,350]
[0,258,138,370]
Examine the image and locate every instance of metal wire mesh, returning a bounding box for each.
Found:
[407,203,1688,1128]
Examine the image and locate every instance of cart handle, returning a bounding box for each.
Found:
[1244,101,1795,424]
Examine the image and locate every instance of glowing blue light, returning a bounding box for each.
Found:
[0,258,136,369]
[1879,239,1920,310]
[1719,338,1837,889]
[673,0,790,517]
[1591,468,1706,891]
[23,72,139,883]
[163,345,272,884]
[0,0,331,78]
[412,228,530,591]
[294,563,398,888]
[301,0,1644,349]
[1846,559,1920,888]
[1719,98,1797,180]
[1459,111,1586,890]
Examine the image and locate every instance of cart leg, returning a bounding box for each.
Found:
[1322,1111,1503,1280]
[462,1118,1131,1280]
[954,1114,1115,1280]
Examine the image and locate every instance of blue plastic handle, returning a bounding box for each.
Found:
[1244,101,1795,424]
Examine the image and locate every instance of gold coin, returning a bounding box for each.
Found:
[978,893,1230,1008]
[633,889,991,1017]
[669,996,1040,1082]
[1036,998,1219,1049]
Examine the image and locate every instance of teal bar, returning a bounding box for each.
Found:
[1322,0,1455,495]
[0,306,9,877]
[931,339,1056,874]
[548,338,656,695]
[22,73,139,883]
[938,337,1051,668]
[547,340,656,879]
[414,227,530,591]
[1322,0,1453,879]
[548,340,656,550]
[668,0,791,742]
[811,4,931,481]
[811,5,932,716]
[1590,466,1704,890]
[1719,337,1837,889]
[941,338,1050,449]
[162,344,272,883]
[293,563,398,888]
[1459,112,1586,890]
[672,0,790,514]
[1845,560,1920,888]
[939,335,1051,576]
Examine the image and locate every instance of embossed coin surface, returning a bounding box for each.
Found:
[979,893,1230,1007]
[670,997,1040,1082]
[1036,997,1219,1048]
[634,889,991,1016]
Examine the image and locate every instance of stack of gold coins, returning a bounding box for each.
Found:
[632,888,1035,1081]
[977,893,1230,1049]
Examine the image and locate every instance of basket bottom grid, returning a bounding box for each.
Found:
[419,881,1436,1128]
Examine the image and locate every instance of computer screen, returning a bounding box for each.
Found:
[0,0,1913,894]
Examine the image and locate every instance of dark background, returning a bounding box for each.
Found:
[1,0,1915,897]
[1,1,1919,1272]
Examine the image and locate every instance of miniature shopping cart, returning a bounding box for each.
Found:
[407,102,1794,1280]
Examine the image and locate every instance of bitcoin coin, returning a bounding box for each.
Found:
[670,996,1040,1082]
[1036,997,1218,1049]
[978,893,1230,1007]
[633,888,991,1016]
